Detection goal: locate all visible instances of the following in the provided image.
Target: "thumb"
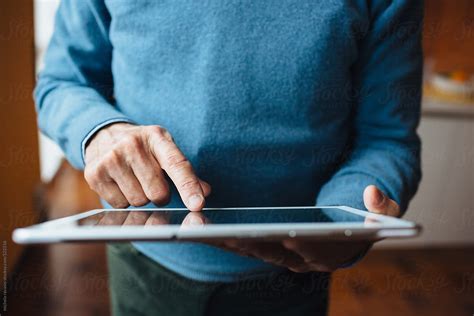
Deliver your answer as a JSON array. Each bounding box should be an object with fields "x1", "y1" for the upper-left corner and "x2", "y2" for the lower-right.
[{"x1": 363, "y1": 185, "x2": 400, "y2": 217}]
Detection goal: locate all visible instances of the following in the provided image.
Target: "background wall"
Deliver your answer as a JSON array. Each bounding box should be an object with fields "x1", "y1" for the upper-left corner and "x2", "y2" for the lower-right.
[
  {"x1": 378, "y1": 114, "x2": 473, "y2": 248},
  {"x1": 34, "y1": 0, "x2": 62, "y2": 182},
  {"x1": 0, "y1": 0, "x2": 40, "y2": 273}
]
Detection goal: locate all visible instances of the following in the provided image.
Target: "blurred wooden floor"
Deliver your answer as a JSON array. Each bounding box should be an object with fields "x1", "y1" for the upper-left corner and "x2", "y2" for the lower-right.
[{"x1": 7, "y1": 162, "x2": 474, "y2": 316}]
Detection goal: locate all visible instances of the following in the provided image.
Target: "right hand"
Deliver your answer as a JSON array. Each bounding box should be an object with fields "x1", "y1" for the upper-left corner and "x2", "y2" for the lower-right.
[{"x1": 84, "y1": 123, "x2": 211, "y2": 211}]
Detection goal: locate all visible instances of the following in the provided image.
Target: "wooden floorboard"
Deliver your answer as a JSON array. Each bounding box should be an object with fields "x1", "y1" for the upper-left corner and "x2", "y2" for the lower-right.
[
  {"x1": 329, "y1": 247, "x2": 474, "y2": 316},
  {"x1": 7, "y1": 245, "x2": 474, "y2": 316},
  {"x1": 8, "y1": 244, "x2": 109, "y2": 316}
]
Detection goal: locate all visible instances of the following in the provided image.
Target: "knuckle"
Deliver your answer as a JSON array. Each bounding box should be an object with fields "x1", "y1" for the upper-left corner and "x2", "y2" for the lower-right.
[
  {"x1": 149, "y1": 126, "x2": 172, "y2": 141},
  {"x1": 166, "y1": 154, "x2": 190, "y2": 170},
  {"x1": 110, "y1": 199, "x2": 129, "y2": 209},
  {"x1": 179, "y1": 178, "x2": 200, "y2": 191},
  {"x1": 392, "y1": 204, "x2": 401, "y2": 217},
  {"x1": 128, "y1": 194, "x2": 149, "y2": 207},
  {"x1": 122, "y1": 134, "x2": 142, "y2": 150},
  {"x1": 84, "y1": 166, "x2": 101, "y2": 187},
  {"x1": 147, "y1": 188, "x2": 169, "y2": 203},
  {"x1": 104, "y1": 150, "x2": 122, "y2": 166},
  {"x1": 151, "y1": 195, "x2": 171, "y2": 206}
]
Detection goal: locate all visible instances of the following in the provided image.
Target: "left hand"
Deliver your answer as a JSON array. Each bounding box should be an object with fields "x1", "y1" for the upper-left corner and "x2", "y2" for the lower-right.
[{"x1": 198, "y1": 185, "x2": 400, "y2": 273}]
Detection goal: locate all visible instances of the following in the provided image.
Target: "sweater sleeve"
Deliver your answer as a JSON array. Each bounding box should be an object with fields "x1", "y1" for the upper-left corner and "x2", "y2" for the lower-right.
[
  {"x1": 34, "y1": 0, "x2": 134, "y2": 170},
  {"x1": 316, "y1": 0, "x2": 423, "y2": 214}
]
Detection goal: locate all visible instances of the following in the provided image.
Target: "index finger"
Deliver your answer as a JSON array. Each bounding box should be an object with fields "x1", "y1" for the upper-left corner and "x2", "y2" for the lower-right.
[{"x1": 147, "y1": 127, "x2": 205, "y2": 211}]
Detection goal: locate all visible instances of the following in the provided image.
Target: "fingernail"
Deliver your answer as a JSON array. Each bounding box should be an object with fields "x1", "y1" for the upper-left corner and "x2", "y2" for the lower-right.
[
  {"x1": 188, "y1": 194, "x2": 204, "y2": 210},
  {"x1": 373, "y1": 188, "x2": 385, "y2": 206}
]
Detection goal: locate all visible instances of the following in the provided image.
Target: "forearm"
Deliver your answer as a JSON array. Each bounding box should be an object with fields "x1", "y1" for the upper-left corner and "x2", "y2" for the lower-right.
[{"x1": 34, "y1": 0, "x2": 133, "y2": 169}]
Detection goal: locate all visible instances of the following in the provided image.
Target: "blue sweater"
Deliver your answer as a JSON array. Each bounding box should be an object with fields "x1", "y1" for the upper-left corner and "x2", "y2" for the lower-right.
[{"x1": 35, "y1": 0, "x2": 422, "y2": 282}]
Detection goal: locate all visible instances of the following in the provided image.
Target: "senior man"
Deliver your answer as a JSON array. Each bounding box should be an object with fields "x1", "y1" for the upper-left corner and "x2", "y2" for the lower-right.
[{"x1": 35, "y1": 1, "x2": 422, "y2": 315}]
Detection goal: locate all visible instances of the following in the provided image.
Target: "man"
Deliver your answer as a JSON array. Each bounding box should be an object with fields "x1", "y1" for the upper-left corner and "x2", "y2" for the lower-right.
[{"x1": 35, "y1": 0, "x2": 422, "y2": 315}]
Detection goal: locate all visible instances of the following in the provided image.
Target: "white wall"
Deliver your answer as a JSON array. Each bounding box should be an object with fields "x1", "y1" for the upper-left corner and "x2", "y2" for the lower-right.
[
  {"x1": 378, "y1": 104, "x2": 474, "y2": 248},
  {"x1": 34, "y1": 0, "x2": 63, "y2": 182}
]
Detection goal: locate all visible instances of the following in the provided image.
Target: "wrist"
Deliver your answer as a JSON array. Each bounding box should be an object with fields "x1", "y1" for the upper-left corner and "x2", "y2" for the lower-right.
[{"x1": 84, "y1": 121, "x2": 135, "y2": 164}]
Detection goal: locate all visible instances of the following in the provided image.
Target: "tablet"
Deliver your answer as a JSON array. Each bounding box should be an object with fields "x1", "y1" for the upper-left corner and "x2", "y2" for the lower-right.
[{"x1": 12, "y1": 206, "x2": 421, "y2": 244}]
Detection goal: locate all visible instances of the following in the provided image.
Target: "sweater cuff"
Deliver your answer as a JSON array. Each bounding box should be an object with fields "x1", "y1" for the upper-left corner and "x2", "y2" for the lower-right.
[
  {"x1": 64, "y1": 104, "x2": 134, "y2": 170},
  {"x1": 315, "y1": 172, "x2": 393, "y2": 211}
]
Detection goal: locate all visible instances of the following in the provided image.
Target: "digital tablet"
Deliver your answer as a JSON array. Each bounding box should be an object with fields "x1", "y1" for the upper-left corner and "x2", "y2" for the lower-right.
[{"x1": 12, "y1": 206, "x2": 421, "y2": 244}]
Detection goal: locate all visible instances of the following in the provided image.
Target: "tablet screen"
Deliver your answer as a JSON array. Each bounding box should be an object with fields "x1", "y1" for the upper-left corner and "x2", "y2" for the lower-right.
[{"x1": 77, "y1": 208, "x2": 372, "y2": 227}]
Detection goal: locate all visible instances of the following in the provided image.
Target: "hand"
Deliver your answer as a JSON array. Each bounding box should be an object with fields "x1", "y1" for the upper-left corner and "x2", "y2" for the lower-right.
[
  {"x1": 84, "y1": 123, "x2": 211, "y2": 210},
  {"x1": 213, "y1": 185, "x2": 400, "y2": 273}
]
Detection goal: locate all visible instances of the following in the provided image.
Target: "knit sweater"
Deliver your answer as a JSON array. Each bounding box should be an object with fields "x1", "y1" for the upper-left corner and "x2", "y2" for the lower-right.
[{"x1": 35, "y1": 0, "x2": 422, "y2": 281}]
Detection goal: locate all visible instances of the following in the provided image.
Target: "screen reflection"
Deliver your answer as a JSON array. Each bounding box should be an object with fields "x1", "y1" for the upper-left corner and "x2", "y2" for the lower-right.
[{"x1": 78, "y1": 208, "x2": 372, "y2": 227}]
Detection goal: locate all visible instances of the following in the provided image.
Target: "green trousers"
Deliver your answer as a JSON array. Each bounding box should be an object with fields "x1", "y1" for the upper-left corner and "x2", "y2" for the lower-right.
[{"x1": 107, "y1": 243, "x2": 329, "y2": 316}]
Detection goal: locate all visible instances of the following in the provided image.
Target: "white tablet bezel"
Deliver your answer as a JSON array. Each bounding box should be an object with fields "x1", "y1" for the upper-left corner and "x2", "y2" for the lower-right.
[{"x1": 12, "y1": 206, "x2": 421, "y2": 244}]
